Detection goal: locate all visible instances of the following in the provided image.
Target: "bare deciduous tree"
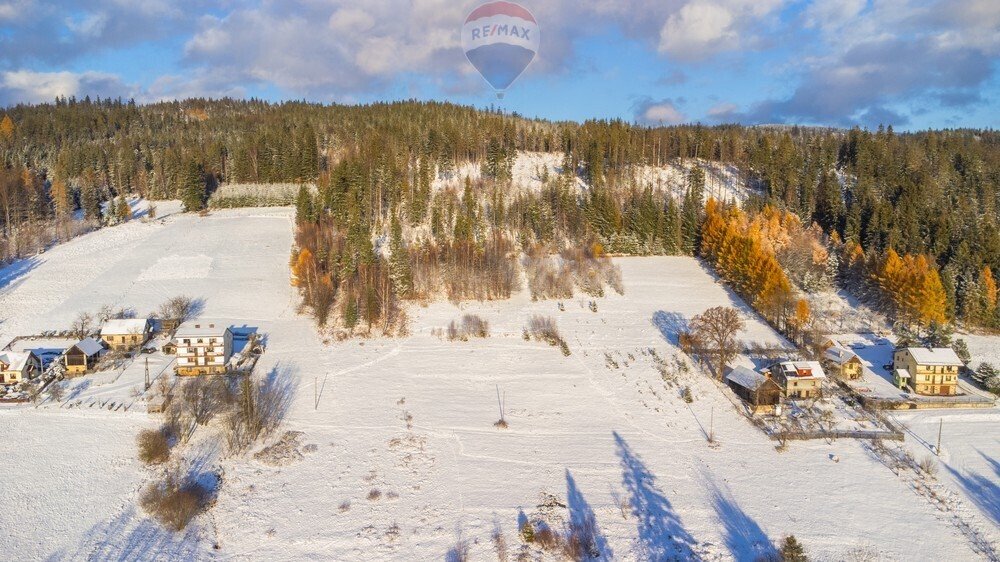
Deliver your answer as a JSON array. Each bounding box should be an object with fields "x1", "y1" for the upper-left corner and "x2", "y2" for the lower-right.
[
  {"x1": 159, "y1": 296, "x2": 197, "y2": 328},
  {"x1": 688, "y1": 306, "x2": 745, "y2": 379},
  {"x1": 70, "y1": 312, "x2": 94, "y2": 340}
]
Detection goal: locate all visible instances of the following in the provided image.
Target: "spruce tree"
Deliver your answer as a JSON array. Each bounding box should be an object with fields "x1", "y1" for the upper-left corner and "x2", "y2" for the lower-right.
[
  {"x1": 388, "y1": 214, "x2": 412, "y2": 298},
  {"x1": 779, "y1": 535, "x2": 808, "y2": 562},
  {"x1": 181, "y1": 160, "x2": 206, "y2": 212}
]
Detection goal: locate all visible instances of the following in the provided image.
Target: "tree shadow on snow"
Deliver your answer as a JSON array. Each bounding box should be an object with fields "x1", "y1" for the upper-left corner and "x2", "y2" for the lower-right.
[
  {"x1": 54, "y1": 506, "x2": 209, "y2": 562},
  {"x1": 702, "y1": 474, "x2": 775, "y2": 560},
  {"x1": 946, "y1": 449, "x2": 1000, "y2": 527},
  {"x1": 65, "y1": 378, "x2": 92, "y2": 401},
  {"x1": 613, "y1": 431, "x2": 700, "y2": 560},
  {"x1": 0, "y1": 256, "x2": 40, "y2": 292},
  {"x1": 258, "y1": 362, "x2": 298, "y2": 432},
  {"x1": 566, "y1": 469, "x2": 612, "y2": 560},
  {"x1": 652, "y1": 311, "x2": 688, "y2": 346}
]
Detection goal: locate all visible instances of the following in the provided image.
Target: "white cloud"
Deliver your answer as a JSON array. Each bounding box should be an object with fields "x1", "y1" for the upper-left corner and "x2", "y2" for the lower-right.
[
  {"x1": 635, "y1": 98, "x2": 687, "y2": 125},
  {"x1": 0, "y1": 70, "x2": 135, "y2": 104},
  {"x1": 65, "y1": 12, "x2": 109, "y2": 39},
  {"x1": 707, "y1": 102, "x2": 739, "y2": 119},
  {"x1": 658, "y1": 0, "x2": 785, "y2": 60}
]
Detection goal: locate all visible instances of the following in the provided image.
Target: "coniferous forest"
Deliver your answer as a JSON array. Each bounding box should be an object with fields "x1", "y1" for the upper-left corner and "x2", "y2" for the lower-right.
[{"x1": 1, "y1": 98, "x2": 999, "y2": 335}]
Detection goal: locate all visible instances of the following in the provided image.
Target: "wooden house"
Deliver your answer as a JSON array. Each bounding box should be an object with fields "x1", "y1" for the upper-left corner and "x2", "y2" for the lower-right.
[
  {"x1": 823, "y1": 346, "x2": 864, "y2": 380},
  {"x1": 768, "y1": 360, "x2": 826, "y2": 399},
  {"x1": 893, "y1": 347, "x2": 963, "y2": 396},
  {"x1": 726, "y1": 366, "x2": 782, "y2": 414},
  {"x1": 100, "y1": 318, "x2": 151, "y2": 350},
  {"x1": 0, "y1": 351, "x2": 41, "y2": 385},
  {"x1": 64, "y1": 337, "x2": 105, "y2": 375}
]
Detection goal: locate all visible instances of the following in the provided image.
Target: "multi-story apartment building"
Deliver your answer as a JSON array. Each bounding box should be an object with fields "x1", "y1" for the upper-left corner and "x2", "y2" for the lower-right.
[
  {"x1": 173, "y1": 322, "x2": 233, "y2": 375},
  {"x1": 893, "y1": 347, "x2": 963, "y2": 396}
]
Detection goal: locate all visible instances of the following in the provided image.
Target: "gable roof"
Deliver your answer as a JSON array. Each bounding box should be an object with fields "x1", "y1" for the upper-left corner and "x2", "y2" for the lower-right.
[
  {"x1": 71, "y1": 337, "x2": 105, "y2": 356},
  {"x1": 726, "y1": 366, "x2": 769, "y2": 390},
  {"x1": 0, "y1": 351, "x2": 35, "y2": 372},
  {"x1": 824, "y1": 346, "x2": 859, "y2": 365},
  {"x1": 100, "y1": 318, "x2": 150, "y2": 336},
  {"x1": 902, "y1": 347, "x2": 963, "y2": 366}
]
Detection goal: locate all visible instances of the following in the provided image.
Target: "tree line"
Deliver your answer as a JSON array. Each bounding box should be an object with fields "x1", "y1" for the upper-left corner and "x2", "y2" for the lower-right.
[{"x1": 1, "y1": 98, "x2": 998, "y2": 331}]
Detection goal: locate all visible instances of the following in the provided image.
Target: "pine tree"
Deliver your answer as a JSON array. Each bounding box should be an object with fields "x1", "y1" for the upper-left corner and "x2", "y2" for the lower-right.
[
  {"x1": 181, "y1": 160, "x2": 206, "y2": 212},
  {"x1": 295, "y1": 185, "x2": 315, "y2": 224},
  {"x1": 117, "y1": 196, "x2": 131, "y2": 223},
  {"x1": 80, "y1": 170, "x2": 102, "y2": 222},
  {"x1": 388, "y1": 214, "x2": 412, "y2": 298},
  {"x1": 779, "y1": 535, "x2": 808, "y2": 562},
  {"x1": 813, "y1": 169, "x2": 843, "y2": 234}
]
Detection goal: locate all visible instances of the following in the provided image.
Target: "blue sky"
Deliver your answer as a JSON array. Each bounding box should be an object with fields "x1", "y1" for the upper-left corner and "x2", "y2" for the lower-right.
[{"x1": 0, "y1": 0, "x2": 997, "y2": 130}]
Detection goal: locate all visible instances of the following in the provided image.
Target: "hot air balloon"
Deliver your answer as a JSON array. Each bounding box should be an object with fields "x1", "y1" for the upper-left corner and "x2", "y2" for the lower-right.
[{"x1": 462, "y1": 1, "x2": 539, "y2": 99}]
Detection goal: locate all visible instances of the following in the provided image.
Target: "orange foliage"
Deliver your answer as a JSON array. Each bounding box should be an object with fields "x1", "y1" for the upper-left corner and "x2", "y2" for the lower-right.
[
  {"x1": 0, "y1": 114, "x2": 13, "y2": 140},
  {"x1": 874, "y1": 249, "x2": 948, "y2": 327},
  {"x1": 701, "y1": 200, "x2": 794, "y2": 327},
  {"x1": 983, "y1": 266, "x2": 998, "y2": 315},
  {"x1": 794, "y1": 299, "x2": 811, "y2": 328}
]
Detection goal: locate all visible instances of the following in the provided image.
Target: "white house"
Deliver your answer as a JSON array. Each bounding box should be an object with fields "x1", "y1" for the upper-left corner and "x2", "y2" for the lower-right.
[
  {"x1": 100, "y1": 318, "x2": 152, "y2": 350},
  {"x1": 173, "y1": 322, "x2": 233, "y2": 375},
  {"x1": 768, "y1": 360, "x2": 827, "y2": 399},
  {"x1": 0, "y1": 351, "x2": 41, "y2": 385}
]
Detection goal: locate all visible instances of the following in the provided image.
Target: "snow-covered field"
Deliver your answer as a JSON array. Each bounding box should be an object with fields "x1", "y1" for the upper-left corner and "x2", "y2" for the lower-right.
[
  {"x1": 1, "y1": 207, "x2": 998, "y2": 560},
  {"x1": 435, "y1": 151, "x2": 754, "y2": 204}
]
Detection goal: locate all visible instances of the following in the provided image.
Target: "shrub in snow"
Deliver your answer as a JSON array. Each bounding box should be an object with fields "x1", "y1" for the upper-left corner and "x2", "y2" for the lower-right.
[
  {"x1": 446, "y1": 314, "x2": 489, "y2": 341},
  {"x1": 137, "y1": 428, "x2": 171, "y2": 465},
  {"x1": 140, "y1": 468, "x2": 215, "y2": 531}
]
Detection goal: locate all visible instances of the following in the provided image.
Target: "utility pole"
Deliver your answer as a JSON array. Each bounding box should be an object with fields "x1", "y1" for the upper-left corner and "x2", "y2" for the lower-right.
[
  {"x1": 709, "y1": 406, "x2": 715, "y2": 443},
  {"x1": 496, "y1": 384, "x2": 504, "y2": 422},
  {"x1": 936, "y1": 418, "x2": 943, "y2": 456},
  {"x1": 144, "y1": 358, "x2": 150, "y2": 391}
]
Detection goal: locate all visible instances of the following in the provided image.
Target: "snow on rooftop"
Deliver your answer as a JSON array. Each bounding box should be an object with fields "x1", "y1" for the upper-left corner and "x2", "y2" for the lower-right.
[
  {"x1": 775, "y1": 360, "x2": 827, "y2": 379},
  {"x1": 174, "y1": 321, "x2": 230, "y2": 338},
  {"x1": 0, "y1": 351, "x2": 34, "y2": 371},
  {"x1": 902, "y1": 347, "x2": 963, "y2": 366},
  {"x1": 99, "y1": 318, "x2": 149, "y2": 335},
  {"x1": 72, "y1": 337, "x2": 104, "y2": 356},
  {"x1": 824, "y1": 346, "x2": 858, "y2": 365},
  {"x1": 725, "y1": 366, "x2": 767, "y2": 390}
]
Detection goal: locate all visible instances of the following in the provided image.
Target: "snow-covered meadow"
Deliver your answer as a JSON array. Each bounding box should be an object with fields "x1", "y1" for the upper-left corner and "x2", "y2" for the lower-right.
[{"x1": 0, "y1": 206, "x2": 997, "y2": 560}]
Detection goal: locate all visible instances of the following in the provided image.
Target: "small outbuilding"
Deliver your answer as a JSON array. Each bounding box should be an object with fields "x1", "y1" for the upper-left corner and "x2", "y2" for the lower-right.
[
  {"x1": 726, "y1": 366, "x2": 782, "y2": 414},
  {"x1": 64, "y1": 337, "x2": 106, "y2": 375},
  {"x1": 893, "y1": 368, "x2": 911, "y2": 391}
]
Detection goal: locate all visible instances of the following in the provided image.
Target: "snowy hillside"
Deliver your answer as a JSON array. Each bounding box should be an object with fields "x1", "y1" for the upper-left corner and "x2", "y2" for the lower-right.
[
  {"x1": 434, "y1": 151, "x2": 754, "y2": 205},
  {"x1": 0, "y1": 206, "x2": 997, "y2": 560}
]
